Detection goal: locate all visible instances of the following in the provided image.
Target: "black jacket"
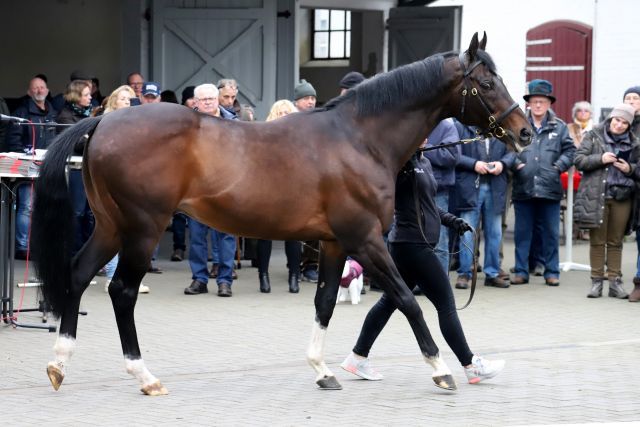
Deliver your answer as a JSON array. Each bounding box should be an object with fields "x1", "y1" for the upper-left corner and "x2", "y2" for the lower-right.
[
  {"x1": 5, "y1": 98, "x2": 58, "y2": 153},
  {"x1": 512, "y1": 110, "x2": 575, "y2": 201}
]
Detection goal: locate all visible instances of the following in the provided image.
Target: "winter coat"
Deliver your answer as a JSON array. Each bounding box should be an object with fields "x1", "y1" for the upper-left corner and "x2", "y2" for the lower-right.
[
  {"x1": 5, "y1": 98, "x2": 58, "y2": 153},
  {"x1": 573, "y1": 122, "x2": 640, "y2": 229},
  {"x1": 511, "y1": 110, "x2": 575, "y2": 201},
  {"x1": 453, "y1": 122, "x2": 515, "y2": 214},
  {"x1": 424, "y1": 118, "x2": 459, "y2": 190}
]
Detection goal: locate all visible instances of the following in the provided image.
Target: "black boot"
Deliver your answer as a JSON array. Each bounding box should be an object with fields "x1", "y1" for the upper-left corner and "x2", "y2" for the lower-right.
[
  {"x1": 288, "y1": 271, "x2": 300, "y2": 293},
  {"x1": 587, "y1": 278, "x2": 603, "y2": 298},
  {"x1": 259, "y1": 272, "x2": 271, "y2": 293}
]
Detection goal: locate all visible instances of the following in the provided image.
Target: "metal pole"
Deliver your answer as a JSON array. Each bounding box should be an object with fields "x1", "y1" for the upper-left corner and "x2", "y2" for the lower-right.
[{"x1": 560, "y1": 167, "x2": 590, "y2": 272}]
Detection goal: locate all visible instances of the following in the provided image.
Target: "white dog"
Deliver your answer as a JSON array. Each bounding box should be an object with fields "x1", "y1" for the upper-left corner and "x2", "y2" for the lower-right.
[{"x1": 337, "y1": 259, "x2": 364, "y2": 305}]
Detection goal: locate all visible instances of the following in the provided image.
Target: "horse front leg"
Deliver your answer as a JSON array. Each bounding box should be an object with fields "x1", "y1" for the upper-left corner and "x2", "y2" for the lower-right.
[
  {"x1": 353, "y1": 234, "x2": 456, "y2": 391},
  {"x1": 112, "y1": 237, "x2": 168, "y2": 396},
  {"x1": 306, "y1": 240, "x2": 346, "y2": 390}
]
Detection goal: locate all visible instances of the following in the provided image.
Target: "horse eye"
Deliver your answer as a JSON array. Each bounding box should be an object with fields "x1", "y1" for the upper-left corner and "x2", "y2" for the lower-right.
[{"x1": 480, "y1": 81, "x2": 492, "y2": 89}]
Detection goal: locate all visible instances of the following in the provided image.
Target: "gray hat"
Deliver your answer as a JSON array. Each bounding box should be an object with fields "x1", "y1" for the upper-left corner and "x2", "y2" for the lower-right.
[
  {"x1": 609, "y1": 103, "x2": 635, "y2": 125},
  {"x1": 294, "y1": 79, "x2": 316, "y2": 100}
]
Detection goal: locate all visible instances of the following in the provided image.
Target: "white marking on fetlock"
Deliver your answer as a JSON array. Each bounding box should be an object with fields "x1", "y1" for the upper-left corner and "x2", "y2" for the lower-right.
[
  {"x1": 306, "y1": 321, "x2": 334, "y2": 381},
  {"x1": 125, "y1": 357, "x2": 159, "y2": 388},
  {"x1": 52, "y1": 334, "x2": 76, "y2": 370},
  {"x1": 424, "y1": 354, "x2": 452, "y2": 377}
]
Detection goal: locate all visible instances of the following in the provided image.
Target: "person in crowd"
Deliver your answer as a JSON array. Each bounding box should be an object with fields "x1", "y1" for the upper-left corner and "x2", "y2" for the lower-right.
[
  {"x1": 256, "y1": 100, "x2": 302, "y2": 293},
  {"x1": 510, "y1": 79, "x2": 575, "y2": 286},
  {"x1": 127, "y1": 72, "x2": 145, "y2": 105},
  {"x1": 339, "y1": 71, "x2": 365, "y2": 95},
  {"x1": 57, "y1": 80, "x2": 94, "y2": 255},
  {"x1": 217, "y1": 79, "x2": 238, "y2": 115},
  {"x1": 184, "y1": 83, "x2": 237, "y2": 297},
  {"x1": 161, "y1": 90, "x2": 178, "y2": 104},
  {"x1": 170, "y1": 86, "x2": 197, "y2": 263},
  {"x1": 567, "y1": 101, "x2": 594, "y2": 147},
  {"x1": 239, "y1": 104, "x2": 255, "y2": 122},
  {"x1": 98, "y1": 85, "x2": 150, "y2": 294},
  {"x1": 293, "y1": 79, "x2": 317, "y2": 112},
  {"x1": 574, "y1": 103, "x2": 639, "y2": 299},
  {"x1": 622, "y1": 86, "x2": 640, "y2": 302},
  {"x1": 453, "y1": 121, "x2": 515, "y2": 289},
  {"x1": 140, "y1": 82, "x2": 162, "y2": 104},
  {"x1": 0, "y1": 96, "x2": 10, "y2": 150},
  {"x1": 423, "y1": 119, "x2": 459, "y2": 276},
  {"x1": 293, "y1": 79, "x2": 320, "y2": 283},
  {"x1": 5, "y1": 76, "x2": 58, "y2": 259},
  {"x1": 91, "y1": 77, "x2": 105, "y2": 105},
  {"x1": 52, "y1": 70, "x2": 98, "y2": 112},
  {"x1": 340, "y1": 147, "x2": 504, "y2": 385}
]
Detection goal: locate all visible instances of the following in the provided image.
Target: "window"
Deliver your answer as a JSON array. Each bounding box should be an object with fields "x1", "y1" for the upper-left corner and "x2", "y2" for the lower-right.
[{"x1": 312, "y1": 9, "x2": 351, "y2": 60}]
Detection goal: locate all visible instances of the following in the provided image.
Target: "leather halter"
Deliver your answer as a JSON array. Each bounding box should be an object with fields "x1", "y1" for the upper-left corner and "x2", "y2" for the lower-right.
[{"x1": 458, "y1": 53, "x2": 519, "y2": 140}]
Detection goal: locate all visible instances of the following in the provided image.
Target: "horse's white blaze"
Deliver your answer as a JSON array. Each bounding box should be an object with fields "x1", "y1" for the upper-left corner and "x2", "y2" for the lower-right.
[
  {"x1": 53, "y1": 334, "x2": 76, "y2": 368},
  {"x1": 424, "y1": 354, "x2": 452, "y2": 376},
  {"x1": 306, "y1": 320, "x2": 333, "y2": 380},
  {"x1": 125, "y1": 357, "x2": 159, "y2": 387}
]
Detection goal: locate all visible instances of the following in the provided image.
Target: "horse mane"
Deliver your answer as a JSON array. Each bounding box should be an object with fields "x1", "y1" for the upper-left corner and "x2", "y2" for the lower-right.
[{"x1": 321, "y1": 50, "x2": 496, "y2": 117}]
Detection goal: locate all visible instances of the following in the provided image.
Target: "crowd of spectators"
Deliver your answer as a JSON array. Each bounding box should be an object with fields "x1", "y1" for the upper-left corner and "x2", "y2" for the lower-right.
[{"x1": 1, "y1": 69, "x2": 639, "y2": 303}]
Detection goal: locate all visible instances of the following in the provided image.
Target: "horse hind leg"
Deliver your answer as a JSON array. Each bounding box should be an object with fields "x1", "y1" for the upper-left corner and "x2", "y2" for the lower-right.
[
  {"x1": 47, "y1": 230, "x2": 118, "y2": 391},
  {"x1": 110, "y1": 235, "x2": 167, "y2": 396},
  {"x1": 306, "y1": 240, "x2": 345, "y2": 390}
]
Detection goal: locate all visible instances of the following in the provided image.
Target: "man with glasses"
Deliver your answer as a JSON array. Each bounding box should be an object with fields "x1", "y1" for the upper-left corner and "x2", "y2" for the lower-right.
[
  {"x1": 127, "y1": 72, "x2": 144, "y2": 105},
  {"x1": 183, "y1": 83, "x2": 237, "y2": 297},
  {"x1": 510, "y1": 79, "x2": 575, "y2": 287}
]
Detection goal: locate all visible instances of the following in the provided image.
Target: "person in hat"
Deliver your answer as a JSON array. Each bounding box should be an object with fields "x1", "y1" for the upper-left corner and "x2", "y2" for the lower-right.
[
  {"x1": 574, "y1": 103, "x2": 639, "y2": 299},
  {"x1": 339, "y1": 71, "x2": 365, "y2": 95},
  {"x1": 510, "y1": 79, "x2": 575, "y2": 287},
  {"x1": 622, "y1": 86, "x2": 640, "y2": 302},
  {"x1": 293, "y1": 79, "x2": 316, "y2": 111},
  {"x1": 140, "y1": 82, "x2": 162, "y2": 104}
]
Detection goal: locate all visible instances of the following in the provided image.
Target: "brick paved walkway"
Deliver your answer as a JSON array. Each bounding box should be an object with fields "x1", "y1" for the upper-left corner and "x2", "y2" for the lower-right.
[{"x1": 2, "y1": 234, "x2": 639, "y2": 426}]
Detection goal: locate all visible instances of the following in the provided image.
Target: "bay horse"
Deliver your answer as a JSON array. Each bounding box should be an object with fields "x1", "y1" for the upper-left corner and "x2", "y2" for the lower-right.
[{"x1": 32, "y1": 33, "x2": 532, "y2": 395}]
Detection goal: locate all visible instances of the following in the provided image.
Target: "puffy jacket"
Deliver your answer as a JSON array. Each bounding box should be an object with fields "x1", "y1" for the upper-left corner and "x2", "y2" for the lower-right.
[
  {"x1": 5, "y1": 98, "x2": 58, "y2": 153},
  {"x1": 424, "y1": 118, "x2": 459, "y2": 190},
  {"x1": 511, "y1": 110, "x2": 575, "y2": 201},
  {"x1": 575, "y1": 122, "x2": 640, "y2": 229},
  {"x1": 453, "y1": 121, "x2": 515, "y2": 214}
]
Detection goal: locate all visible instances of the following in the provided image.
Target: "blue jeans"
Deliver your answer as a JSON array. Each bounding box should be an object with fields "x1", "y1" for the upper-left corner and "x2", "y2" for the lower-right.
[
  {"x1": 105, "y1": 254, "x2": 118, "y2": 279},
  {"x1": 69, "y1": 170, "x2": 94, "y2": 254},
  {"x1": 434, "y1": 190, "x2": 450, "y2": 273},
  {"x1": 457, "y1": 183, "x2": 502, "y2": 279},
  {"x1": 514, "y1": 199, "x2": 560, "y2": 280},
  {"x1": 635, "y1": 229, "x2": 640, "y2": 278},
  {"x1": 15, "y1": 182, "x2": 33, "y2": 251},
  {"x1": 189, "y1": 218, "x2": 236, "y2": 285}
]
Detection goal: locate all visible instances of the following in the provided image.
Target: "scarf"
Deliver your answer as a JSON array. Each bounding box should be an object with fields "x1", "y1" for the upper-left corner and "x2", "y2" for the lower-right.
[{"x1": 71, "y1": 103, "x2": 92, "y2": 117}]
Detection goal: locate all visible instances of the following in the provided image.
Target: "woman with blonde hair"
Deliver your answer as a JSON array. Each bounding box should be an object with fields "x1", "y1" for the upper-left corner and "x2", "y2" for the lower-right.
[
  {"x1": 103, "y1": 85, "x2": 135, "y2": 114},
  {"x1": 257, "y1": 100, "x2": 300, "y2": 293},
  {"x1": 567, "y1": 101, "x2": 594, "y2": 147}
]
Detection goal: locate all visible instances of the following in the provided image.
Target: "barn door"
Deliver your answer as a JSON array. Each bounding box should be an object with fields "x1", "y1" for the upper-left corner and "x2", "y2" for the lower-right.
[
  {"x1": 526, "y1": 20, "x2": 592, "y2": 122},
  {"x1": 387, "y1": 6, "x2": 460, "y2": 69},
  {"x1": 152, "y1": 0, "x2": 277, "y2": 119}
]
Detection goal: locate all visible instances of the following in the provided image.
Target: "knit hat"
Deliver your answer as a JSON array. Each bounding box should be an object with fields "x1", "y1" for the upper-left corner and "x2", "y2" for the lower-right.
[
  {"x1": 339, "y1": 71, "x2": 365, "y2": 90},
  {"x1": 294, "y1": 79, "x2": 316, "y2": 100},
  {"x1": 623, "y1": 86, "x2": 640, "y2": 100},
  {"x1": 181, "y1": 86, "x2": 195, "y2": 105},
  {"x1": 608, "y1": 103, "x2": 635, "y2": 125},
  {"x1": 523, "y1": 79, "x2": 556, "y2": 104}
]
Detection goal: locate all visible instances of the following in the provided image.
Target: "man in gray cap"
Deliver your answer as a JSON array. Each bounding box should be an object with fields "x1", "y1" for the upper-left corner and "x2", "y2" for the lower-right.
[{"x1": 294, "y1": 79, "x2": 317, "y2": 111}]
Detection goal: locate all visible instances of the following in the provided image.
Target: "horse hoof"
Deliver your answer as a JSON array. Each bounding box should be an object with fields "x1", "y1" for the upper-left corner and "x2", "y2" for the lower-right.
[
  {"x1": 433, "y1": 374, "x2": 457, "y2": 391},
  {"x1": 316, "y1": 375, "x2": 342, "y2": 390},
  {"x1": 141, "y1": 380, "x2": 169, "y2": 396},
  {"x1": 46, "y1": 362, "x2": 64, "y2": 391}
]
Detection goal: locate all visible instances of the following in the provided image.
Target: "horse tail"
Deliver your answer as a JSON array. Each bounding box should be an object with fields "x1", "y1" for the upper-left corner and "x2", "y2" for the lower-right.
[{"x1": 31, "y1": 116, "x2": 103, "y2": 318}]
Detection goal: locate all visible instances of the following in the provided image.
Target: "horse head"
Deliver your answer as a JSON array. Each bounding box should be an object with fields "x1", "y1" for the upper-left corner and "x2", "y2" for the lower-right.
[{"x1": 454, "y1": 32, "x2": 532, "y2": 152}]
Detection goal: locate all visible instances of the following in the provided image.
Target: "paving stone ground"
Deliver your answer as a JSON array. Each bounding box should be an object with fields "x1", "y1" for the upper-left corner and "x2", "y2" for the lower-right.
[{"x1": 2, "y1": 231, "x2": 639, "y2": 426}]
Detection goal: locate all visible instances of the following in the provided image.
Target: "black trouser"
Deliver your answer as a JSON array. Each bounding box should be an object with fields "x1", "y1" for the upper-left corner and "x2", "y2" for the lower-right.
[
  {"x1": 172, "y1": 213, "x2": 187, "y2": 251},
  {"x1": 353, "y1": 242, "x2": 473, "y2": 366},
  {"x1": 301, "y1": 240, "x2": 319, "y2": 271},
  {"x1": 256, "y1": 240, "x2": 302, "y2": 275}
]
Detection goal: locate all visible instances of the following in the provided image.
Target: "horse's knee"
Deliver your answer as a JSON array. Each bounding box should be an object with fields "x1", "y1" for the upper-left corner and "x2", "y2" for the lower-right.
[{"x1": 396, "y1": 293, "x2": 423, "y2": 319}]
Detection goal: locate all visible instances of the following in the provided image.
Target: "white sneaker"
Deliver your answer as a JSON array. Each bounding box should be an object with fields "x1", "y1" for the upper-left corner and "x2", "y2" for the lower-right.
[
  {"x1": 464, "y1": 355, "x2": 505, "y2": 384},
  {"x1": 104, "y1": 280, "x2": 110, "y2": 293},
  {"x1": 340, "y1": 353, "x2": 383, "y2": 381}
]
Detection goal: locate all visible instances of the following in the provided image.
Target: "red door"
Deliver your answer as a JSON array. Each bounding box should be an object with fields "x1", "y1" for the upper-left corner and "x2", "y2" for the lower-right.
[{"x1": 526, "y1": 20, "x2": 592, "y2": 123}]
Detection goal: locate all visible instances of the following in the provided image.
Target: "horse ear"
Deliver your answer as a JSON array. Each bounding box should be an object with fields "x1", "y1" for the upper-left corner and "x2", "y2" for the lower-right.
[
  {"x1": 479, "y1": 32, "x2": 487, "y2": 50},
  {"x1": 467, "y1": 32, "x2": 479, "y2": 61}
]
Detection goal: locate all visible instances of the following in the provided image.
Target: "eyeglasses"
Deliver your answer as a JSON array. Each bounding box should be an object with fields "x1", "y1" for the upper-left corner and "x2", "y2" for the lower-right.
[
  {"x1": 576, "y1": 109, "x2": 591, "y2": 113},
  {"x1": 197, "y1": 97, "x2": 217, "y2": 103},
  {"x1": 529, "y1": 99, "x2": 550, "y2": 105},
  {"x1": 129, "y1": 82, "x2": 143, "y2": 87}
]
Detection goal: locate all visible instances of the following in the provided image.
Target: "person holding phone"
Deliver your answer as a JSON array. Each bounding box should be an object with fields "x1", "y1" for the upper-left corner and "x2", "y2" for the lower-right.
[{"x1": 574, "y1": 103, "x2": 640, "y2": 299}]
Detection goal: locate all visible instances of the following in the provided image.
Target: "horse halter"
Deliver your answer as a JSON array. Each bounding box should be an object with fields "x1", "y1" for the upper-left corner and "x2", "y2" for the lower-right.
[{"x1": 458, "y1": 53, "x2": 519, "y2": 140}]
